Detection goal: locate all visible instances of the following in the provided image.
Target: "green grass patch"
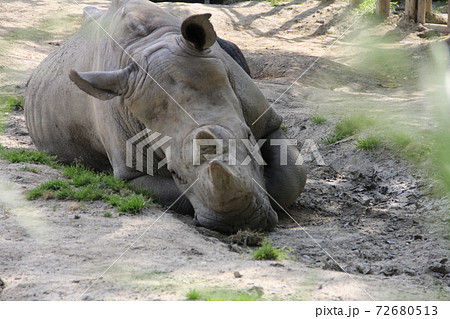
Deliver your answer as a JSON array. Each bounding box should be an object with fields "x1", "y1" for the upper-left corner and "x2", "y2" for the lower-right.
[
  {"x1": 0, "y1": 95, "x2": 24, "y2": 132},
  {"x1": 310, "y1": 115, "x2": 326, "y2": 125},
  {"x1": 352, "y1": 0, "x2": 398, "y2": 16},
  {"x1": 0, "y1": 145, "x2": 60, "y2": 168},
  {"x1": 103, "y1": 211, "x2": 113, "y2": 218},
  {"x1": 26, "y1": 163, "x2": 153, "y2": 214},
  {"x1": 322, "y1": 115, "x2": 375, "y2": 145},
  {"x1": 390, "y1": 132, "x2": 413, "y2": 150},
  {"x1": 186, "y1": 289, "x2": 202, "y2": 301},
  {"x1": 108, "y1": 194, "x2": 149, "y2": 214},
  {"x1": 0, "y1": 145, "x2": 153, "y2": 214},
  {"x1": 265, "y1": 0, "x2": 283, "y2": 6},
  {"x1": 0, "y1": 95, "x2": 24, "y2": 112},
  {"x1": 186, "y1": 288, "x2": 263, "y2": 301},
  {"x1": 356, "y1": 136, "x2": 382, "y2": 151},
  {"x1": 281, "y1": 124, "x2": 289, "y2": 133},
  {"x1": 251, "y1": 238, "x2": 289, "y2": 261},
  {"x1": 310, "y1": 115, "x2": 327, "y2": 124},
  {"x1": 384, "y1": 130, "x2": 433, "y2": 164}
]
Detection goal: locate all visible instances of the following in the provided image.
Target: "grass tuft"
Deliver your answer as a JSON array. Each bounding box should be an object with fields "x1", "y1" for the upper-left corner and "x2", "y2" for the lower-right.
[
  {"x1": 186, "y1": 289, "x2": 202, "y2": 301},
  {"x1": 322, "y1": 115, "x2": 374, "y2": 145},
  {"x1": 280, "y1": 124, "x2": 289, "y2": 133},
  {"x1": 310, "y1": 115, "x2": 326, "y2": 125},
  {"x1": 251, "y1": 238, "x2": 289, "y2": 261},
  {"x1": 108, "y1": 194, "x2": 149, "y2": 214},
  {"x1": 390, "y1": 132, "x2": 413, "y2": 150},
  {"x1": 103, "y1": 211, "x2": 113, "y2": 218},
  {"x1": 356, "y1": 136, "x2": 382, "y2": 151}
]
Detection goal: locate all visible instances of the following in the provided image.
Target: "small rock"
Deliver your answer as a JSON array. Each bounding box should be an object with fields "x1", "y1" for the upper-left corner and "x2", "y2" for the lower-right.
[
  {"x1": 228, "y1": 244, "x2": 242, "y2": 253},
  {"x1": 404, "y1": 269, "x2": 417, "y2": 276},
  {"x1": 233, "y1": 271, "x2": 242, "y2": 278},
  {"x1": 74, "y1": 215, "x2": 81, "y2": 219},
  {"x1": 323, "y1": 261, "x2": 345, "y2": 272},
  {"x1": 429, "y1": 262, "x2": 449, "y2": 275},
  {"x1": 18, "y1": 129, "x2": 29, "y2": 136},
  {"x1": 356, "y1": 263, "x2": 371, "y2": 275},
  {"x1": 270, "y1": 263, "x2": 285, "y2": 268},
  {"x1": 182, "y1": 248, "x2": 203, "y2": 256},
  {"x1": 381, "y1": 266, "x2": 401, "y2": 276},
  {"x1": 414, "y1": 234, "x2": 423, "y2": 240},
  {"x1": 0, "y1": 277, "x2": 5, "y2": 288}
]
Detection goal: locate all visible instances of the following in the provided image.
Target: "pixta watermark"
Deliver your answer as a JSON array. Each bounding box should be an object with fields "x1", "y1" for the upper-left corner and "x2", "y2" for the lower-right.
[{"x1": 126, "y1": 129, "x2": 325, "y2": 175}]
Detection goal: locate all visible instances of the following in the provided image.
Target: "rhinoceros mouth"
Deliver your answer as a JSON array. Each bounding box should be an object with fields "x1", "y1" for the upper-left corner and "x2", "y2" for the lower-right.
[{"x1": 193, "y1": 197, "x2": 278, "y2": 233}]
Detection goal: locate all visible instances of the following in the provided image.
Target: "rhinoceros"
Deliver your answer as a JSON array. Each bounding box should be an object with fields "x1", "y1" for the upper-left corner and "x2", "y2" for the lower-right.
[{"x1": 25, "y1": 0, "x2": 306, "y2": 232}]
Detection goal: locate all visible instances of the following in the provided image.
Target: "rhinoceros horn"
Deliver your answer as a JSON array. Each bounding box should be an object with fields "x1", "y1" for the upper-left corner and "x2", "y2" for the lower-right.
[
  {"x1": 203, "y1": 160, "x2": 253, "y2": 214},
  {"x1": 181, "y1": 13, "x2": 217, "y2": 51}
]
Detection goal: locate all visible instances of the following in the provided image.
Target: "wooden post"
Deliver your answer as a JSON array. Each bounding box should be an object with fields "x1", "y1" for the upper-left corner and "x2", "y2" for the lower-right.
[
  {"x1": 376, "y1": 0, "x2": 390, "y2": 17},
  {"x1": 405, "y1": 0, "x2": 417, "y2": 21},
  {"x1": 448, "y1": 0, "x2": 450, "y2": 30},
  {"x1": 417, "y1": 0, "x2": 427, "y2": 23},
  {"x1": 426, "y1": 0, "x2": 432, "y2": 15}
]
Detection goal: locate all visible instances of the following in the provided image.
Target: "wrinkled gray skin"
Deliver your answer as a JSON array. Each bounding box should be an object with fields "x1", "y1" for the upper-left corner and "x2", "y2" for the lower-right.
[{"x1": 25, "y1": 0, "x2": 306, "y2": 232}]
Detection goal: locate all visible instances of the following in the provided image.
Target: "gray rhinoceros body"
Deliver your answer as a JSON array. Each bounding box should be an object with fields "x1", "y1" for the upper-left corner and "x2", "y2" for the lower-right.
[{"x1": 25, "y1": 0, "x2": 306, "y2": 232}]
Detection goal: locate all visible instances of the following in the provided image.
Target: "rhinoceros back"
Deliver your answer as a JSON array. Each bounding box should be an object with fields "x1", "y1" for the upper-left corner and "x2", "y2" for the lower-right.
[{"x1": 25, "y1": 15, "x2": 110, "y2": 170}]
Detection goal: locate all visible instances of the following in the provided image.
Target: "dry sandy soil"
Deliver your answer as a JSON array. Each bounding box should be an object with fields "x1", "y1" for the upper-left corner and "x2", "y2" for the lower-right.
[{"x1": 0, "y1": 0, "x2": 449, "y2": 300}]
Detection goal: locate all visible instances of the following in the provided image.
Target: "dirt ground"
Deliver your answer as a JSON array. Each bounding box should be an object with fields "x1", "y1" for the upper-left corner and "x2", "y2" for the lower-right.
[{"x1": 0, "y1": 0, "x2": 449, "y2": 300}]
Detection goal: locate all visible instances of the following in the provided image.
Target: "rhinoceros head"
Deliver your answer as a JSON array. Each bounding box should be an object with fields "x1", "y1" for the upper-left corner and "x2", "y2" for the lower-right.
[{"x1": 69, "y1": 13, "x2": 277, "y2": 232}]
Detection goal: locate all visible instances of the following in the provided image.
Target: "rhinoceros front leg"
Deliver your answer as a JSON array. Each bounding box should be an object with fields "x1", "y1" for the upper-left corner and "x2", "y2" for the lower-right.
[
  {"x1": 128, "y1": 174, "x2": 194, "y2": 215},
  {"x1": 260, "y1": 128, "x2": 307, "y2": 211}
]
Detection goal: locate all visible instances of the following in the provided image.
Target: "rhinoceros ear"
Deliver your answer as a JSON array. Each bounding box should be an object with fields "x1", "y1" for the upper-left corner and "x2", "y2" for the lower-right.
[
  {"x1": 181, "y1": 14, "x2": 217, "y2": 51},
  {"x1": 69, "y1": 64, "x2": 135, "y2": 101}
]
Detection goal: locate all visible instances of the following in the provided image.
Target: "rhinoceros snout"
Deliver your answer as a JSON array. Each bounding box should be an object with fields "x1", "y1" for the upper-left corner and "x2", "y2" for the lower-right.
[
  {"x1": 193, "y1": 201, "x2": 278, "y2": 233},
  {"x1": 201, "y1": 160, "x2": 253, "y2": 213},
  {"x1": 180, "y1": 124, "x2": 277, "y2": 232}
]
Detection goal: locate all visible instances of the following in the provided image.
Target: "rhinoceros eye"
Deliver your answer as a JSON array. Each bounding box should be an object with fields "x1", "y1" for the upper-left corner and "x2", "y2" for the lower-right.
[
  {"x1": 173, "y1": 171, "x2": 188, "y2": 185},
  {"x1": 242, "y1": 125, "x2": 252, "y2": 140}
]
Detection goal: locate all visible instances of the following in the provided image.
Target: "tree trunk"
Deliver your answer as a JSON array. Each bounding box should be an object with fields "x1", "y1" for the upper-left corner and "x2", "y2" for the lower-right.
[
  {"x1": 376, "y1": 0, "x2": 390, "y2": 17},
  {"x1": 405, "y1": 0, "x2": 417, "y2": 21},
  {"x1": 448, "y1": 1, "x2": 450, "y2": 29},
  {"x1": 426, "y1": 0, "x2": 432, "y2": 14},
  {"x1": 417, "y1": 0, "x2": 427, "y2": 24}
]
